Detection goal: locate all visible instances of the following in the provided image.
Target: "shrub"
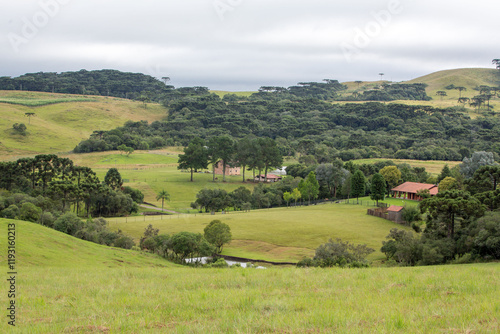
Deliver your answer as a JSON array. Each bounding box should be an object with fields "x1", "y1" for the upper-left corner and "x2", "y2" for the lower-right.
[
  {"x1": 53, "y1": 212, "x2": 83, "y2": 236},
  {"x1": 40, "y1": 212, "x2": 55, "y2": 227},
  {"x1": 114, "y1": 235, "x2": 135, "y2": 249},
  {"x1": 298, "y1": 238, "x2": 374, "y2": 268},
  {"x1": 19, "y1": 202, "x2": 42, "y2": 222},
  {"x1": 206, "y1": 258, "x2": 229, "y2": 268},
  {"x1": 1, "y1": 205, "x2": 19, "y2": 219},
  {"x1": 314, "y1": 238, "x2": 374, "y2": 267}
]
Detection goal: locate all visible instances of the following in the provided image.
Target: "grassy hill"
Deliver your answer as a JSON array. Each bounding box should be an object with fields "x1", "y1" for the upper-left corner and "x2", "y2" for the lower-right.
[
  {"x1": 1, "y1": 218, "x2": 498, "y2": 333},
  {"x1": 406, "y1": 68, "x2": 500, "y2": 94},
  {"x1": 108, "y1": 203, "x2": 415, "y2": 262},
  {"x1": 0, "y1": 218, "x2": 173, "y2": 268},
  {"x1": 0, "y1": 91, "x2": 167, "y2": 158}
]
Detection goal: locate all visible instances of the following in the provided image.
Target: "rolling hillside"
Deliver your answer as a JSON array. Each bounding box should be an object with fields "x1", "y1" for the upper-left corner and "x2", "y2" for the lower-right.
[
  {"x1": 1, "y1": 218, "x2": 498, "y2": 333},
  {"x1": 0, "y1": 218, "x2": 173, "y2": 268},
  {"x1": 0, "y1": 91, "x2": 167, "y2": 158},
  {"x1": 406, "y1": 68, "x2": 500, "y2": 94}
]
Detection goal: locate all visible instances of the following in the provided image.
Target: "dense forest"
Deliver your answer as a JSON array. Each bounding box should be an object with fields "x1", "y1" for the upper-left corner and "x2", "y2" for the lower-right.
[
  {"x1": 0, "y1": 69, "x2": 183, "y2": 101},
  {"x1": 74, "y1": 95, "x2": 500, "y2": 161},
  {"x1": 0, "y1": 70, "x2": 429, "y2": 102}
]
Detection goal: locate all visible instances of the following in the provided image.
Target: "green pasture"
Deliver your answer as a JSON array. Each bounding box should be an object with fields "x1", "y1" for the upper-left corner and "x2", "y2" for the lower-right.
[
  {"x1": 0, "y1": 218, "x2": 173, "y2": 268},
  {"x1": 210, "y1": 90, "x2": 256, "y2": 98},
  {"x1": 1, "y1": 219, "x2": 498, "y2": 334},
  {"x1": 109, "y1": 204, "x2": 413, "y2": 262},
  {"x1": 0, "y1": 91, "x2": 167, "y2": 158}
]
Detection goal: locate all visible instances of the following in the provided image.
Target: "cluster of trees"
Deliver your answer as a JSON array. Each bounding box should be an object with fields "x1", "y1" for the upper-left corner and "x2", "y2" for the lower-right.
[
  {"x1": 0, "y1": 70, "x2": 170, "y2": 100},
  {"x1": 249, "y1": 80, "x2": 347, "y2": 101},
  {"x1": 138, "y1": 221, "x2": 232, "y2": 265},
  {"x1": 0, "y1": 155, "x2": 143, "y2": 218},
  {"x1": 0, "y1": 190, "x2": 135, "y2": 249},
  {"x1": 297, "y1": 238, "x2": 374, "y2": 268},
  {"x1": 178, "y1": 136, "x2": 283, "y2": 182},
  {"x1": 0, "y1": 70, "x2": 213, "y2": 104},
  {"x1": 445, "y1": 83, "x2": 500, "y2": 111},
  {"x1": 344, "y1": 83, "x2": 430, "y2": 101},
  {"x1": 74, "y1": 92, "x2": 500, "y2": 160}
]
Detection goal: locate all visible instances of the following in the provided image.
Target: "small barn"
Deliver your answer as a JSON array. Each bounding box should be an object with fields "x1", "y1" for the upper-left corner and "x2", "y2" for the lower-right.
[
  {"x1": 391, "y1": 182, "x2": 438, "y2": 201},
  {"x1": 387, "y1": 205, "x2": 404, "y2": 223}
]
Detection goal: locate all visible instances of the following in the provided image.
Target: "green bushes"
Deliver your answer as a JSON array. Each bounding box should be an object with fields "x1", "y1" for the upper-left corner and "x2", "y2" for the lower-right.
[{"x1": 297, "y1": 238, "x2": 374, "y2": 268}]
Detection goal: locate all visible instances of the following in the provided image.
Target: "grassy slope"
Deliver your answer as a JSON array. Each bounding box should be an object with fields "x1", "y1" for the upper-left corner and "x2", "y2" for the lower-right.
[
  {"x1": 405, "y1": 68, "x2": 500, "y2": 112},
  {"x1": 1, "y1": 218, "x2": 499, "y2": 333},
  {"x1": 109, "y1": 204, "x2": 414, "y2": 262},
  {"x1": 0, "y1": 91, "x2": 167, "y2": 158},
  {"x1": 0, "y1": 218, "x2": 173, "y2": 268},
  {"x1": 342, "y1": 68, "x2": 500, "y2": 114}
]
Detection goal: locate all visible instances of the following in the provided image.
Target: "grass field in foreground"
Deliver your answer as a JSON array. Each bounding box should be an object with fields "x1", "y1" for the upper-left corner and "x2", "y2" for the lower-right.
[
  {"x1": 1, "y1": 219, "x2": 499, "y2": 333},
  {"x1": 109, "y1": 204, "x2": 413, "y2": 262}
]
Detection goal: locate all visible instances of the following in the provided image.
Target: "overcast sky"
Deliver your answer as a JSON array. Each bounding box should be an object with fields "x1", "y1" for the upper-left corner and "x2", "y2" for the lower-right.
[{"x1": 1, "y1": 0, "x2": 499, "y2": 90}]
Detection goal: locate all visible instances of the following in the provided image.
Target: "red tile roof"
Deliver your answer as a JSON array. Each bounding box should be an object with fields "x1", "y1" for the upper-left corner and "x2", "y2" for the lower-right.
[
  {"x1": 391, "y1": 182, "x2": 437, "y2": 194},
  {"x1": 387, "y1": 205, "x2": 404, "y2": 212}
]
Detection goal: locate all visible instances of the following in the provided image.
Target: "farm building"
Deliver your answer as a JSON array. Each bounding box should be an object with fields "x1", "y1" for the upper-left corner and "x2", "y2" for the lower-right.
[
  {"x1": 391, "y1": 182, "x2": 438, "y2": 201},
  {"x1": 254, "y1": 174, "x2": 283, "y2": 183},
  {"x1": 213, "y1": 160, "x2": 241, "y2": 176},
  {"x1": 387, "y1": 205, "x2": 404, "y2": 223}
]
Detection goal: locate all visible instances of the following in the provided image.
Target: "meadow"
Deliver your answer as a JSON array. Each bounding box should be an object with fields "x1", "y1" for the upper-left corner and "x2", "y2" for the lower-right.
[
  {"x1": 109, "y1": 203, "x2": 415, "y2": 262},
  {"x1": 0, "y1": 91, "x2": 167, "y2": 158},
  {"x1": 1, "y1": 219, "x2": 498, "y2": 333}
]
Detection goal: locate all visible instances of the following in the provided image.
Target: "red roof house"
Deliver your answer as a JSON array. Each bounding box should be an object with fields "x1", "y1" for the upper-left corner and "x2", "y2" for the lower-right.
[{"x1": 391, "y1": 182, "x2": 438, "y2": 201}]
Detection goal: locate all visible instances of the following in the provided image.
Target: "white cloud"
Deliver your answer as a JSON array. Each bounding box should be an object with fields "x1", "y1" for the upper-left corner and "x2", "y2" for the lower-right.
[{"x1": 1, "y1": 0, "x2": 499, "y2": 90}]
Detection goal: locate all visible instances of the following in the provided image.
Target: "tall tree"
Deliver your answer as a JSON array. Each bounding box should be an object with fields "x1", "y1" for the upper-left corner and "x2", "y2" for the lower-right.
[
  {"x1": 420, "y1": 190, "x2": 485, "y2": 239},
  {"x1": 216, "y1": 136, "x2": 235, "y2": 182},
  {"x1": 493, "y1": 59, "x2": 500, "y2": 69},
  {"x1": 234, "y1": 137, "x2": 254, "y2": 183},
  {"x1": 156, "y1": 190, "x2": 170, "y2": 211},
  {"x1": 177, "y1": 137, "x2": 209, "y2": 182},
  {"x1": 436, "y1": 91, "x2": 447, "y2": 100},
  {"x1": 207, "y1": 136, "x2": 235, "y2": 182},
  {"x1": 437, "y1": 164, "x2": 452, "y2": 183},
  {"x1": 454, "y1": 86, "x2": 467, "y2": 98},
  {"x1": 379, "y1": 166, "x2": 401, "y2": 195},
  {"x1": 370, "y1": 173, "x2": 386, "y2": 206},
  {"x1": 204, "y1": 220, "x2": 232, "y2": 254},
  {"x1": 315, "y1": 160, "x2": 349, "y2": 198},
  {"x1": 351, "y1": 170, "x2": 366, "y2": 204},
  {"x1": 291, "y1": 188, "x2": 302, "y2": 206},
  {"x1": 104, "y1": 168, "x2": 123, "y2": 190},
  {"x1": 298, "y1": 171, "x2": 320, "y2": 205},
  {"x1": 258, "y1": 137, "x2": 283, "y2": 182},
  {"x1": 24, "y1": 112, "x2": 36, "y2": 124}
]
